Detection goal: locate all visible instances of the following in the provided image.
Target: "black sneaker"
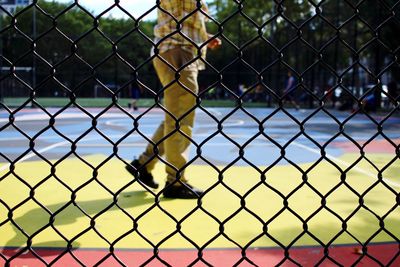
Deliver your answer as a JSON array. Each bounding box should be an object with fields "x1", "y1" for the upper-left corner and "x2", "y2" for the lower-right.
[
  {"x1": 125, "y1": 160, "x2": 159, "y2": 189},
  {"x1": 163, "y1": 182, "x2": 203, "y2": 199}
]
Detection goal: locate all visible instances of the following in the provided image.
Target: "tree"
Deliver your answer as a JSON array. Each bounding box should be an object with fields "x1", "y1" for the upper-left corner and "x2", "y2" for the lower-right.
[
  {"x1": 1, "y1": 0, "x2": 398, "y2": 107},
  {"x1": 204, "y1": 0, "x2": 399, "y2": 108},
  {"x1": 1, "y1": 0, "x2": 156, "y2": 98}
]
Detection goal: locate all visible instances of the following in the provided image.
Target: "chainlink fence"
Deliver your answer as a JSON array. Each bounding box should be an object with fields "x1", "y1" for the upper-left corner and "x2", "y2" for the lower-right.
[{"x1": 0, "y1": 0, "x2": 399, "y2": 266}]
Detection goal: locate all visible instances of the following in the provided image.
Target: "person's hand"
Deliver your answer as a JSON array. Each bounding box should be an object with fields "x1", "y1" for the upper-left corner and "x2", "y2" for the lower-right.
[{"x1": 207, "y1": 36, "x2": 222, "y2": 50}]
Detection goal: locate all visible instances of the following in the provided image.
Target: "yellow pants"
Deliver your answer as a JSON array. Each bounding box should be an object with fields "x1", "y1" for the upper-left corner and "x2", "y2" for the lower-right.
[{"x1": 138, "y1": 47, "x2": 199, "y2": 184}]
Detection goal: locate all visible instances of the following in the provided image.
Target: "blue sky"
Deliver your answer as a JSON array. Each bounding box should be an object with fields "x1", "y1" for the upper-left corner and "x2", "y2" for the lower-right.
[
  {"x1": 54, "y1": 0, "x2": 158, "y2": 20},
  {"x1": 54, "y1": 0, "x2": 212, "y2": 20}
]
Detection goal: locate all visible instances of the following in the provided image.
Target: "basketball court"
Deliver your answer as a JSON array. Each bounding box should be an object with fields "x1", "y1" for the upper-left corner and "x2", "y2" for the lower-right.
[{"x1": 0, "y1": 106, "x2": 399, "y2": 266}]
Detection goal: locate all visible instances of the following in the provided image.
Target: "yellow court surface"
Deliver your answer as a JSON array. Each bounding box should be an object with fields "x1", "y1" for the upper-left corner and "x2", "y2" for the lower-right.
[{"x1": 1, "y1": 153, "x2": 399, "y2": 250}]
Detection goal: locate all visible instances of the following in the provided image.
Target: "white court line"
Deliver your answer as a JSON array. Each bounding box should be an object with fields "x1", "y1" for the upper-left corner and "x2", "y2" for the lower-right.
[
  {"x1": 1, "y1": 136, "x2": 398, "y2": 189},
  {"x1": 54, "y1": 142, "x2": 274, "y2": 147},
  {"x1": 4, "y1": 138, "x2": 398, "y2": 190},
  {"x1": 292, "y1": 141, "x2": 400, "y2": 188},
  {"x1": 0, "y1": 138, "x2": 251, "y2": 173},
  {"x1": 104, "y1": 118, "x2": 245, "y2": 128},
  {"x1": 0, "y1": 107, "x2": 224, "y2": 124},
  {"x1": 0, "y1": 113, "x2": 118, "y2": 123},
  {"x1": 0, "y1": 140, "x2": 70, "y2": 172},
  {"x1": 0, "y1": 131, "x2": 258, "y2": 142},
  {"x1": 0, "y1": 133, "x2": 142, "y2": 172},
  {"x1": 1, "y1": 113, "x2": 399, "y2": 188},
  {"x1": 0, "y1": 132, "x2": 350, "y2": 142}
]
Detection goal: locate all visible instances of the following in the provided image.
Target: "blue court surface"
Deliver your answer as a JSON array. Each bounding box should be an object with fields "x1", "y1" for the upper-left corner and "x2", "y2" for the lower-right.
[
  {"x1": 1, "y1": 106, "x2": 399, "y2": 167},
  {"x1": 0, "y1": 106, "x2": 399, "y2": 266}
]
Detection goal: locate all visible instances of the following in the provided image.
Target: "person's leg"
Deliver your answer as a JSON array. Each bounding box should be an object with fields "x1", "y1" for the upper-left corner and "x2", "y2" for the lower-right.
[
  {"x1": 128, "y1": 49, "x2": 178, "y2": 184},
  {"x1": 133, "y1": 88, "x2": 140, "y2": 110},
  {"x1": 138, "y1": 121, "x2": 165, "y2": 171},
  {"x1": 135, "y1": 48, "x2": 194, "y2": 174},
  {"x1": 135, "y1": 50, "x2": 182, "y2": 174},
  {"x1": 130, "y1": 98, "x2": 138, "y2": 110},
  {"x1": 130, "y1": 48, "x2": 202, "y2": 197},
  {"x1": 163, "y1": 68, "x2": 198, "y2": 185},
  {"x1": 153, "y1": 48, "x2": 199, "y2": 185},
  {"x1": 125, "y1": 119, "x2": 164, "y2": 189}
]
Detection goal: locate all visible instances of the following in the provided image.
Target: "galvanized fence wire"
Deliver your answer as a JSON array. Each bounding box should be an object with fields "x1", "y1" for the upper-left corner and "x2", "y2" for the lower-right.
[{"x1": 0, "y1": 0, "x2": 399, "y2": 266}]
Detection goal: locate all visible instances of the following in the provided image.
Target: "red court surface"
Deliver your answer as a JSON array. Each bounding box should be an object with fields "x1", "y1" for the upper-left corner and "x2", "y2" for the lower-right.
[{"x1": 1, "y1": 243, "x2": 399, "y2": 266}]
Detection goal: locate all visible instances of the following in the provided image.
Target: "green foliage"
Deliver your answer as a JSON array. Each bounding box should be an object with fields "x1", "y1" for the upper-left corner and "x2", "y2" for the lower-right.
[
  {"x1": 0, "y1": 0, "x2": 398, "y2": 100},
  {"x1": 206, "y1": 0, "x2": 399, "y2": 93},
  {"x1": 0, "y1": 0, "x2": 156, "y2": 97}
]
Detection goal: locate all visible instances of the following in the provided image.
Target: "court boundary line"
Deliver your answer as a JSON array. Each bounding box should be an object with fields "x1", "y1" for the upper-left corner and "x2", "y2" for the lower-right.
[
  {"x1": 292, "y1": 141, "x2": 400, "y2": 188},
  {"x1": 1, "y1": 241, "x2": 397, "y2": 252},
  {"x1": 0, "y1": 141, "x2": 69, "y2": 172},
  {"x1": 1, "y1": 135, "x2": 398, "y2": 188},
  {"x1": 1, "y1": 109, "x2": 398, "y2": 188}
]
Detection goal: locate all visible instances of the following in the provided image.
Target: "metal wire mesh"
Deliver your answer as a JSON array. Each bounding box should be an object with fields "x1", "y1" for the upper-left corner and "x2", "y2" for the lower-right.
[{"x1": 0, "y1": 0, "x2": 399, "y2": 266}]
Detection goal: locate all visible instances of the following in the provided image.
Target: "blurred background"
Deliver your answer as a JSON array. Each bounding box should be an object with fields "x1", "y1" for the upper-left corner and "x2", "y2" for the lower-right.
[{"x1": 0, "y1": 0, "x2": 399, "y2": 112}]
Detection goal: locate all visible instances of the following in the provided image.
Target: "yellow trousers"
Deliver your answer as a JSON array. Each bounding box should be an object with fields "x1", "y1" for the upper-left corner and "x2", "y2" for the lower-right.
[{"x1": 138, "y1": 47, "x2": 199, "y2": 184}]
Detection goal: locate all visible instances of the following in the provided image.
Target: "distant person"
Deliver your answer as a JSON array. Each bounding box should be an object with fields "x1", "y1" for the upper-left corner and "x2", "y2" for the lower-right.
[
  {"x1": 238, "y1": 84, "x2": 246, "y2": 96},
  {"x1": 125, "y1": 0, "x2": 221, "y2": 199},
  {"x1": 128, "y1": 81, "x2": 141, "y2": 111},
  {"x1": 361, "y1": 89, "x2": 377, "y2": 113},
  {"x1": 282, "y1": 71, "x2": 300, "y2": 110},
  {"x1": 323, "y1": 86, "x2": 336, "y2": 108},
  {"x1": 254, "y1": 84, "x2": 264, "y2": 102},
  {"x1": 387, "y1": 81, "x2": 398, "y2": 108}
]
